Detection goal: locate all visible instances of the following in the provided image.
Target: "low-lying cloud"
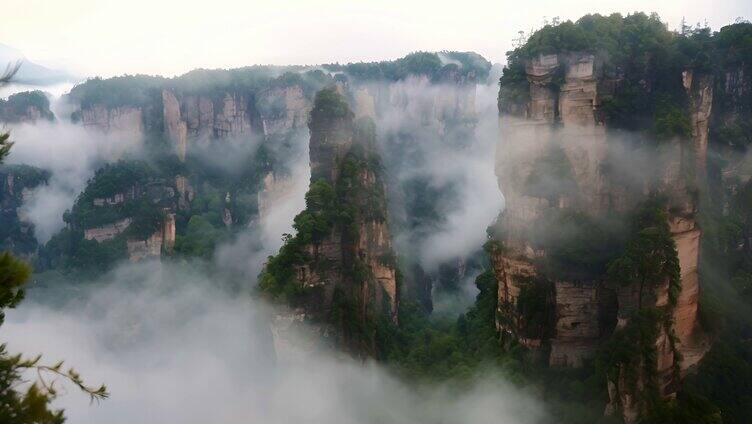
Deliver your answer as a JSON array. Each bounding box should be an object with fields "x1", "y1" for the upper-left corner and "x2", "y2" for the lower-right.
[{"x1": 4, "y1": 260, "x2": 547, "y2": 424}]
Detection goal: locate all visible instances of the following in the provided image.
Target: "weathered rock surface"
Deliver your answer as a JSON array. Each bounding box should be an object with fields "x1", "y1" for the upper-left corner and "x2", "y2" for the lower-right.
[
  {"x1": 266, "y1": 89, "x2": 399, "y2": 354},
  {"x1": 126, "y1": 230, "x2": 163, "y2": 262},
  {"x1": 81, "y1": 104, "x2": 143, "y2": 136},
  {"x1": 494, "y1": 52, "x2": 711, "y2": 421},
  {"x1": 162, "y1": 90, "x2": 188, "y2": 160},
  {"x1": 83, "y1": 218, "x2": 132, "y2": 242},
  {"x1": 257, "y1": 85, "x2": 312, "y2": 135}
]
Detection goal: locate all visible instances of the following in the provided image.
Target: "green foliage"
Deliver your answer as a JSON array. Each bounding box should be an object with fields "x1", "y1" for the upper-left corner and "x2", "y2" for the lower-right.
[
  {"x1": 710, "y1": 23, "x2": 752, "y2": 149},
  {"x1": 653, "y1": 104, "x2": 692, "y2": 141},
  {"x1": 67, "y1": 66, "x2": 333, "y2": 120},
  {"x1": 713, "y1": 22, "x2": 752, "y2": 68},
  {"x1": 0, "y1": 346, "x2": 64, "y2": 424},
  {"x1": 173, "y1": 215, "x2": 224, "y2": 258},
  {"x1": 41, "y1": 228, "x2": 127, "y2": 273},
  {"x1": 294, "y1": 179, "x2": 337, "y2": 243},
  {"x1": 308, "y1": 87, "x2": 352, "y2": 129},
  {"x1": 0, "y1": 132, "x2": 12, "y2": 163},
  {"x1": 501, "y1": 13, "x2": 693, "y2": 140},
  {"x1": 257, "y1": 176, "x2": 341, "y2": 300},
  {"x1": 323, "y1": 51, "x2": 491, "y2": 83},
  {"x1": 380, "y1": 269, "x2": 524, "y2": 380},
  {"x1": 0, "y1": 90, "x2": 54, "y2": 122},
  {"x1": 681, "y1": 339, "x2": 752, "y2": 424},
  {"x1": 640, "y1": 391, "x2": 723, "y2": 423},
  {"x1": 67, "y1": 75, "x2": 166, "y2": 109},
  {"x1": 599, "y1": 308, "x2": 663, "y2": 393},
  {"x1": 38, "y1": 160, "x2": 170, "y2": 272},
  {"x1": 259, "y1": 99, "x2": 386, "y2": 302},
  {"x1": 515, "y1": 276, "x2": 555, "y2": 340},
  {"x1": 77, "y1": 160, "x2": 151, "y2": 203},
  {"x1": 607, "y1": 199, "x2": 681, "y2": 307},
  {"x1": 0, "y1": 252, "x2": 29, "y2": 326}
]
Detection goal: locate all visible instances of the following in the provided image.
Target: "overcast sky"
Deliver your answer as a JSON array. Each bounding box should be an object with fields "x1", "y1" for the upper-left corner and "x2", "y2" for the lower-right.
[{"x1": 3, "y1": 0, "x2": 751, "y2": 78}]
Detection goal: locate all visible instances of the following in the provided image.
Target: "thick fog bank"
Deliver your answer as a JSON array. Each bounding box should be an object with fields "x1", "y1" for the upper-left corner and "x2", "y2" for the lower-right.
[{"x1": 4, "y1": 261, "x2": 547, "y2": 424}]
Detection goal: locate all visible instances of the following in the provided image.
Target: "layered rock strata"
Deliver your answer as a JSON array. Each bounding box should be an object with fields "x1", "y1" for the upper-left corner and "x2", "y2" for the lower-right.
[{"x1": 494, "y1": 53, "x2": 710, "y2": 422}]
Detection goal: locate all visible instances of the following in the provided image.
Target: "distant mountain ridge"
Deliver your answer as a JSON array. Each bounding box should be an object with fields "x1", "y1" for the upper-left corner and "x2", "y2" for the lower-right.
[{"x1": 0, "y1": 43, "x2": 76, "y2": 84}]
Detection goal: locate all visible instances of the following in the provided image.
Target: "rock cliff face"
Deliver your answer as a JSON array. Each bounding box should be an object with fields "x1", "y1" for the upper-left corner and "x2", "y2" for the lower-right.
[
  {"x1": 495, "y1": 53, "x2": 710, "y2": 422},
  {"x1": 122, "y1": 213, "x2": 176, "y2": 262},
  {"x1": 256, "y1": 85, "x2": 312, "y2": 136},
  {"x1": 263, "y1": 88, "x2": 398, "y2": 355},
  {"x1": 303, "y1": 91, "x2": 398, "y2": 325},
  {"x1": 83, "y1": 218, "x2": 132, "y2": 242},
  {"x1": 81, "y1": 105, "x2": 144, "y2": 136},
  {"x1": 126, "y1": 230, "x2": 163, "y2": 262},
  {"x1": 75, "y1": 84, "x2": 312, "y2": 161},
  {"x1": 161, "y1": 90, "x2": 256, "y2": 148}
]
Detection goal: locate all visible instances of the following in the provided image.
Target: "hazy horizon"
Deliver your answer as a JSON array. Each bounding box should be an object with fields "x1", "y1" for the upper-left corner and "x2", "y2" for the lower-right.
[{"x1": 3, "y1": 0, "x2": 751, "y2": 79}]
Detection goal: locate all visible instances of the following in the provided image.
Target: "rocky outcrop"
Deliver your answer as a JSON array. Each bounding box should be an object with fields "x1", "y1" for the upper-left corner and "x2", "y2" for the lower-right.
[
  {"x1": 162, "y1": 90, "x2": 188, "y2": 160},
  {"x1": 214, "y1": 93, "x2": 253, "y2": 138},
  {"x1": 83, "y1": 218, "x2": 132, "y2": 242},
  {"x1": 263, "y1": 88, "x2": 398, "y2": 354},
  {"x1": 174, "y1": 175, "x2": 194, "y2": 209},
  {"x1": 93, "y1": 186, "x2": 138, "y2": 206},
  {"x1": 124, "y1": 214, "x2": 175, "y2": 261},
  {"x1": 256, "y1": 85, "x2": 312, "y2": 135},
  {"x1": 257, "y1": 171, "x2": 298, "y2": 223},
  {"x1": 549, "y1": 281, "x2": 603, "y2": 367},
  {"x1": 222, "y1": 192, "x2": 233, "y2": 227},
  {"x1": 161, "y1": 86, "x2": 312, "y2": 160},
  {"x1": 683, "y1": 70, "x2": 714, "y2": 177},
  {"x1": 303, "y1": 93, "x2": 398, "y2": 323},
  {"x1": 126, "y1": 230, "x2": 163, "y2": 262},
  {"x1": 81, "y1": 104, "x2": 143, "y2": 136},
  {"x1": 163, "y1": 213, "x2": 176, "y2": 252},
  {"x1": 494, "y1": 52, "x2": 710, "y2": 421}
]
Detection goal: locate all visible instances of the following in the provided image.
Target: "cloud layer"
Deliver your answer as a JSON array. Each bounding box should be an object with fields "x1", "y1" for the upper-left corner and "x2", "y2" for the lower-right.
[{"x1": 4, "y1": 260, "x2": 547, "y2": 424}]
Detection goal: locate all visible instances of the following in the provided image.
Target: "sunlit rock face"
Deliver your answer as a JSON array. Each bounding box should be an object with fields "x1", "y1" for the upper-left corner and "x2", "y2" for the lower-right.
[{"x1": 493, "y1": 52, "x2": 712, "y2": 422}]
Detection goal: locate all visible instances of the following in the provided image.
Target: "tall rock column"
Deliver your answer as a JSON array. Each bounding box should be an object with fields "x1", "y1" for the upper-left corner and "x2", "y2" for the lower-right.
[
  {"x1": 494, "y1": 51, "x2": 710, "y2": 422},
  {"x1": 162, "y1": 90, "x2": 188, "y2": 161},
  {"x1": 260, "y1": 87, "x2": 398, "y2": 355}
]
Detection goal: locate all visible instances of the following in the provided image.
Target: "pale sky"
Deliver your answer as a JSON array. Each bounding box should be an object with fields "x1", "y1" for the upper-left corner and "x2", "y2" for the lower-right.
[{"x1": 3, "y1": 0, "x2": 751, "y2": 78}]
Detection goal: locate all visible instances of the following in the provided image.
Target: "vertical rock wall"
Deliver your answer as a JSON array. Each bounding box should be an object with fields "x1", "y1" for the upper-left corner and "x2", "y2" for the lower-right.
[
  {"x1": 494, "y1": 52, "x2": 711, "y2": 421},
  {"x1": 267, "y1": 88, "x2": 399, "y2": 354}
]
